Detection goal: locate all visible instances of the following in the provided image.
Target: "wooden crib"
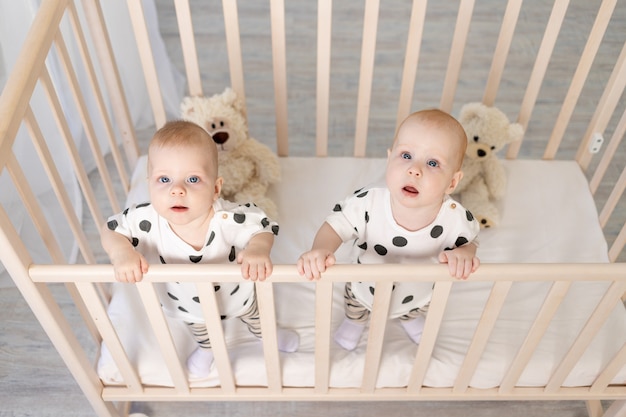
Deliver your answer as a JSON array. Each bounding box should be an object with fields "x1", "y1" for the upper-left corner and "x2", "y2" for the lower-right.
[{"x1": 0, "y1": 1, "x2": 625, "y2": 416}]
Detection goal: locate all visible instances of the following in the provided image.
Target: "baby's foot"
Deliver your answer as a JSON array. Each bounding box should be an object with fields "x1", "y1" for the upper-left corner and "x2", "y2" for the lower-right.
[
  {"x1": 186, "y1": 347, "x2": 214, "y2": 378},
  {"x1": 400, "y1": 316, "x2": 425, "y2": 344},
  {"x1": 277, "y1": 328, "x2": 300, "y2": 352},
  {"x1": 333, "y1": 318, "x2": 365, "y2": 351}
]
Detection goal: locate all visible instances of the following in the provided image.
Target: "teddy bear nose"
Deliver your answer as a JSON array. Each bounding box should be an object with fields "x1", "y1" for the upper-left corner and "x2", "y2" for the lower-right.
[
  {"x1": 477, "y1": 149, "x2": 487, "y2": 157},
  {"x1": 212, "y1": 132, "x2": 229, "y2": 144}
]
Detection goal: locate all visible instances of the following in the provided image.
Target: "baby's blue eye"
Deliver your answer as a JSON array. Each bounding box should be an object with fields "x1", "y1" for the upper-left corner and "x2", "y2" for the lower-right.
[
  {"x1": 158, "y1": 176, "x2": 170, "y2": 184},
  {"x1": 401, "y1": 152, "x2": 411, "y2": 160},
  {"x1": 187, "y1": 176, "x2": 200, "y2": 184},
  {"x1": 427, "y1": 160, "x2": 439, "y2": 167}
]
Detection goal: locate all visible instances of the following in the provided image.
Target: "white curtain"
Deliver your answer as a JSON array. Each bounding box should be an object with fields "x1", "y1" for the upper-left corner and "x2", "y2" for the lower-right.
[{"x1": 0, "y1": 0, "x2": 184, "y2": 267}]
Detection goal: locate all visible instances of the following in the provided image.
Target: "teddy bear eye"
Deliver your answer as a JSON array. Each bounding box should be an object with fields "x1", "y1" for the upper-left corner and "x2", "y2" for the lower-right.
[
  {"x1": 491, "y1": 146, "x2": 495, "y2": 150},
  {"x1": 473, "y1": 135, "x2": 479, "y2": 142},
  {"x1": 220, "y1": 121, "x2": 225, "y2": 127}
]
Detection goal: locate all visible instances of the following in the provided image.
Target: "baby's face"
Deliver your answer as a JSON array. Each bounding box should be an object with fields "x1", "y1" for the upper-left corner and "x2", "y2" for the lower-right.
[
  {"x1": 148, "y1": 143, "x2": 222, "y2": 230},
  {"x1": 386, "y1": 117, "x2": 463, "y2": 220}
]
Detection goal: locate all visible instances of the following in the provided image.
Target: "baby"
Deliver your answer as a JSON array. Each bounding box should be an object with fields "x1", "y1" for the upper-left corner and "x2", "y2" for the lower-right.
[
  {"x1": 297, "y1": 109, "x2": 480, "y2": 350},
  {"x1": 101, "y1": 120, "x2": 298, "y2": 377}
]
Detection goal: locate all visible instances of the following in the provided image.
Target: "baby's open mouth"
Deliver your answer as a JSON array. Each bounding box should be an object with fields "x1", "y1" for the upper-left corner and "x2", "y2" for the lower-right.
[
  {"x1": 171, "y1": 205, "x2": 188, "y2": 212},
  {"x1": 403, "y1": 186, "x2": 418, "y2": 195}
]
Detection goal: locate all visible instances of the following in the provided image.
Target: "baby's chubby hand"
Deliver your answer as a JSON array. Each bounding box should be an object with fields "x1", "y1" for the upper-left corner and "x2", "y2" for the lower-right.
[
  {"x1": 237, "y1": 248, "x2": 273, "y2": 281},
  {"x1": 297, "y1": 250, "x2": 336, "y2": 280},
  {"x1": 438, "y1": 244, "x2": 480, "y2": 280},
  {"x1": 111, "y1": 250, "x2": 149, "y2": 283}
]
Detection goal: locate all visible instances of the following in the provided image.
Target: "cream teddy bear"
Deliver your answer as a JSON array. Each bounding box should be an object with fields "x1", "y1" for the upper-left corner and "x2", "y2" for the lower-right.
[
  {"x1": 454, "y1": 102, "x2": 524, "y2": 228},
  {"x1": 181, "y1": 88, "x2": 281, "y2": 219}
]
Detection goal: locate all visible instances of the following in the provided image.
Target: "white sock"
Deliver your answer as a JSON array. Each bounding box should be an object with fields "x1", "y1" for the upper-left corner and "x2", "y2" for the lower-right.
[
  {"x1": 333, "y1": 318, "x2": 365, "y2": 351},
  {"x1": 186, "y1": 347, "x2": 214, "y2": 378},
  {"x1": 400, "y1": 316, "x2": 425, "y2": 344},
  {"x1": 277, "y1": 328, "x2": 299, "y2": 352}
]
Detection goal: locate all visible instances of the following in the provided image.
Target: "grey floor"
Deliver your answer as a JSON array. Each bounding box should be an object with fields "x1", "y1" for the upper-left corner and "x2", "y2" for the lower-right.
[{"x1": 1, "y1": 0, "x2": 625, "y2": 416}]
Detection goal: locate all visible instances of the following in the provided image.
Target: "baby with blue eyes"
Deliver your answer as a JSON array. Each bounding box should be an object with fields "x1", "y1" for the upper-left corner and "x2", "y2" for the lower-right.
[
  {"x1": 297, "y1": 109, "x2": 480, "y2": 350},
  {"x1": 101, "y1": 120, "x2": 298, "y2": 378}
]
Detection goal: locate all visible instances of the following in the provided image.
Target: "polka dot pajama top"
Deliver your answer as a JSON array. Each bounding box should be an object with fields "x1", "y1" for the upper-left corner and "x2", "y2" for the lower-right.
[
  {"x1": 106, "y1": 199, "x2": 279, "y2": 323},
  {"x1": 325, "y1": 184, "x2": 479, "y2": 319}
]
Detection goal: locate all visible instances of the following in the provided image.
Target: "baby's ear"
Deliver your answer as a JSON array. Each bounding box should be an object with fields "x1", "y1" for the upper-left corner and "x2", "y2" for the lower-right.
[{"x1": 447, "y1": 170, "x2": 464, "y2": 194}]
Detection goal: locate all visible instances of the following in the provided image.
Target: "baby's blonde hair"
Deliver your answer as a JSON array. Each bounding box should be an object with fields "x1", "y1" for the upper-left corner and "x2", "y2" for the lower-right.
[
  {"x1": 148, "y1": 120, "x2": 218, "y2": 177},
  {"x1": 395, "y1": 109, "x2": 468, "y2": 170}
]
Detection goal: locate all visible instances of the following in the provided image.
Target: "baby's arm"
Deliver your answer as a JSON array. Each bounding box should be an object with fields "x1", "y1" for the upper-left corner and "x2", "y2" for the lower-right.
[
  {"x1": 100, "y1": 224, "x2": 149, "y2": 283},
  {"x1": 438, "y1": 242, "x2": 480, "y2": 280},
  {"x1": 238, "y1": 232, "x2": 274, "y2": 281},
  {"x1": 297, "y1": 222, "x2": 343, "y2": 280}
]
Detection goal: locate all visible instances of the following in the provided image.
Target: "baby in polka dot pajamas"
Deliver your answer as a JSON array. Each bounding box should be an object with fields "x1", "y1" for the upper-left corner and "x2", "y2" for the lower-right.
[
  {"x1": 101, "y1": 120, "x2": 298, "y2": 378},
  {"x1": 297, "y1": 109, "x2": 480, "y2": 350}
]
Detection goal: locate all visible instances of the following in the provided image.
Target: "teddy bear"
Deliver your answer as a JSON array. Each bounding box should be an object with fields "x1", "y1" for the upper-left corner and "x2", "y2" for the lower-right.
[
  {"x1": 453, "y1": 102, "x2": 524, "y2": 228},
  {"x1": 180, "y1": 87, "x2": 281, "y2": 219}
]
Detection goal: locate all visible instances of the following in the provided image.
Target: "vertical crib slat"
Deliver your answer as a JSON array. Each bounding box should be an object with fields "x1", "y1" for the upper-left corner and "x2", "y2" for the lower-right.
[
  {"x1": 76, "y1": 282, "x2": 143, "y2": 393},
  {"x1": 174, "y1": 0, "x2": 202, "y2": 97},
  {"x1": 196, "y1": 282, "x2": 236, "y2": 393},
  {"x1": 361, "y1": 281, "x2": 393, "y2": 393},
  {"x1": 576, "y1": 40, "x2": 626, "y2": 171},
  {"x1": 23, "y1": 106, "x2": 96, "y2": 264},
  {"x1": 222, "y1": 0, "x2": 246, "y2": 106},
  {"x1": 126, "y1": 0, "x2": 166, "y2": 128},
  {"x1": 53, "y1": 31, "x2": 120, "y2": 214},
  {"x1": 353, "y1": 0, "x2": 379, "y2": 158},
  {"x1": 591, "y1": 343, "x2": 626, "y2": 393},
  {"x1": 81, "y1": 0, "x2": 139, "y2": 168},
  {"x1": 589, "y1": 110, "x2": 626, "y2": 197},
  {"x1": 482, "y1": 0, "x2": 522, "y2": 106},
  {"x1": 39, "y1": 69, "x2": 105, "y2": 242},
  {"x1": 453, "y1": 281, "x2": 513, "y2": 393},
  {"x1": 498, "y1": 281, "x2": 571, "y2": 393},
  {"x1": 439, "y1": 0, "x2": 474, "y2": 113},
  {"x1": 66, "y1": 1, "x2": 130, "y2": 195},
  {"x1": 255, "y1": 281, "x2": 283, "y2": 393},
  {"x1": 407, "y1": 281, "x2": 452, "y2": 394},
  {"x1": 270, "y1": 0, "x2": 289, "y2": 157},
  {"x1": 135, "y1": 281, "x2": 189, "y2": 393},
  {"x1": 396, "y1": 0, "x2": 427, "y2": 129},
  {"x1": 6, "y1": 153, "x2": 65, "y2": 263},
  {"x1": 545, "y1": 280, "x2": 626, "y2": 392},
  {"x1": 506, "y1": 0, "x2": 570, "y2": 159},
  {"x1": 314, "y1": 281, "x2": 333, "y2": 393},
  {"x1": 609, "y1": 222, "x2": 626, "y2": 263},
  {"x1": 543, "y1": 0, "x2": 617, "y2": 160},
  {"x1": 594, "y1": 109, "x2": 626, "y2": 202},
  {"x1": 0, "y1": 206, "x2": 120, "y2": 417},
  {"x1": 316, "y1": 0, "x2": 332, "y2": 157},
  {"x1": 6, "y1": 150, "x2": 103, "y2": 343},
  {"x1": 0, "y1": 0, "x2": 64, "y2": 170}
]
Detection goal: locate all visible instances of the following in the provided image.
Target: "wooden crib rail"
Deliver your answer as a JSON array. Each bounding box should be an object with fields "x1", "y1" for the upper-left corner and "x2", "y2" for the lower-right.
[{"x1": 27, "y1": 263, "x2": 626, "y2": 402}]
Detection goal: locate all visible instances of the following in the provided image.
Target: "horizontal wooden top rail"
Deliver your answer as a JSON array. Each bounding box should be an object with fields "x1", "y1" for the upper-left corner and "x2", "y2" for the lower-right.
[
  {"x1": 29, "y1": 263, "x2": 626, "y2": 284},
  {"x1": 101, "y1": 385, "x2": 626, "y2": 402}
]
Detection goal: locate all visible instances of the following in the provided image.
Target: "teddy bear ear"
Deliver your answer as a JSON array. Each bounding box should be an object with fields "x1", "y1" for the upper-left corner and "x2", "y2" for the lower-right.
[
  {"x1": 180, "y1": 96, "x2": 196, "y2": 116},
  {"x1": 223, "y1": 87, "x2": 247, "y2": 118},
  {"x1": 507, "y1": 123, "x2": 525, "y2": 143},
  {"x1": 459, "y1": 102, "x2": 486, "y2": 124}
]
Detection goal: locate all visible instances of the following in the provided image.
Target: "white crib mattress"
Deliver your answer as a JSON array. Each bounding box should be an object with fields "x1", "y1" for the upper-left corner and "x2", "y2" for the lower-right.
[{"x1": 97, "y1": 156, "x2": 626, "y2": 389}]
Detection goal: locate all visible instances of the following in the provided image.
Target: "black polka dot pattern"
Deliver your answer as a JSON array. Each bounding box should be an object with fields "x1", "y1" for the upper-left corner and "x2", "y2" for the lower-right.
[
  {"x1": 374, "y1": 244, "x2": 387, "y2": 255},
  {"x1": 430, "y1": 225, "x2": 444, "y2": 238},
  {"x1": 106, "y1": 201, "x2": 277, "y2": 322},
  {"x1": 139, "y1": 220, "x2": 151, "y2": 232}
]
